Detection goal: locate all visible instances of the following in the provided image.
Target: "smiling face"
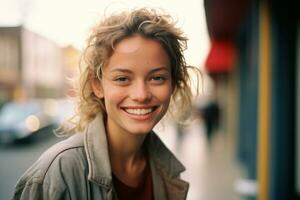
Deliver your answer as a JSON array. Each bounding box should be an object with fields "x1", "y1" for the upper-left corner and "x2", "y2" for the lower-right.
[{"x1": 92, "y1": 35, "x2": 173, "y2": 136}]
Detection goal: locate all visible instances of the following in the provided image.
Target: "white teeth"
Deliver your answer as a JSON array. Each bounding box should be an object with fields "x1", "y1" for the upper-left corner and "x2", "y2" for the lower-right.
[{"x1": 124, "y1": 108, "x2": 153, "y2": 115}]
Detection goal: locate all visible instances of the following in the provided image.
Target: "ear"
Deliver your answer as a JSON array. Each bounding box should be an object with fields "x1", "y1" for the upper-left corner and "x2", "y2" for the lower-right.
[{"x1": 91, "y1": 78, "x2": 104, "y2": 98}]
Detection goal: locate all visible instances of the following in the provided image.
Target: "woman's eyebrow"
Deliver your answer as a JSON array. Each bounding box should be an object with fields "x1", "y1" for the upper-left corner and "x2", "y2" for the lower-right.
[
  {"x1": 149, "y1": 66, "x2": 170, "y2": 73},
  {"x1": 109, "y1": 68, "x2": 132, "y2": 73},
  {"x1": 109, "y1": 66, "x2": 170, "y2": 74}
]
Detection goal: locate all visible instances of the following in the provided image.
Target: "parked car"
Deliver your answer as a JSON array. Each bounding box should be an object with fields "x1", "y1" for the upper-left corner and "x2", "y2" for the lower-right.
[
  {"x1": 0, "y1": 100, "x2": 57, "y2": 144},
  {"x1": 51, "y1": 98, "x2": 76, "y2": 127}
]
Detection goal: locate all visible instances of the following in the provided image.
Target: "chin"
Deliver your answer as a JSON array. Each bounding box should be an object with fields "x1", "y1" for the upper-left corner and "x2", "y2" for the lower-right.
[{"x1": 126, "y1": 125, "x2": 154, "y2": 135}]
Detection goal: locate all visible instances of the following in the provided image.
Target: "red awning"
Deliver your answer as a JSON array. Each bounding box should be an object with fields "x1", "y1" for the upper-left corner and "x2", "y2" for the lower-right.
[{"x1": 204, "y1": 39, "x2": 237, "y2": 73}]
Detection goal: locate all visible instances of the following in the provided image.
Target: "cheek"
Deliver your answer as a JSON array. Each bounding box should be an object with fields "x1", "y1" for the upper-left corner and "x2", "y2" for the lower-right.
[
  {"x1": 102, "y1": 86, "x2": 126, "y2": 105},
  {"x1": 104, "y1": 90, "x2": 124, "y2": 103},
  {"x1": 154, "y1": 85, "x2": 173, "y2": 103}
]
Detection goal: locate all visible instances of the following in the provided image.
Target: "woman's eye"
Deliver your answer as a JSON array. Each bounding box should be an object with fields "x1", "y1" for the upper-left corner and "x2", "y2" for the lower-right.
[
  {"x1": 153, "y1": 76, "x2": 164, "y2": 80},
  {"x1": 115, "y1": 77, "x2": 128, "y2": 82},
  {"x1": 150, "y1": 75, "x2": 167, "y2": 83},
  {"x1": 113, "y1": 76, "x2": 130, "y2": 85}
]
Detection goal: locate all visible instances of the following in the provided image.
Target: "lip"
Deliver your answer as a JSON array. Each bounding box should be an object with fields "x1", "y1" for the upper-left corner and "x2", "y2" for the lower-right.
[{"x1": 121, "y1": 106, "x2": 158, "y2": 121}]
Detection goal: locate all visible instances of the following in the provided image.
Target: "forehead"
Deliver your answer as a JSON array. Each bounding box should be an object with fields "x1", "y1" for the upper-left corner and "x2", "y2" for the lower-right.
[
  {"x1": 113, "y1": 35, "x2": 146, "y2": 53},
  {"x1": 104, "y1": 35, "x2": 170, "y2": 71}
]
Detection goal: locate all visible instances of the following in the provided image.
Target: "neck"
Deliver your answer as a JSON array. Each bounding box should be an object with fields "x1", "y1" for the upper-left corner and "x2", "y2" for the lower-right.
[
  {"x1": 105, "y1": 124, "x2": 148, "y2": 171},
  {"x1": 104, "y1": 115, "x2": 151, "y2": 188},
  {"x1": 109, "y1": 133, "x2": 146, "y2": 167}
]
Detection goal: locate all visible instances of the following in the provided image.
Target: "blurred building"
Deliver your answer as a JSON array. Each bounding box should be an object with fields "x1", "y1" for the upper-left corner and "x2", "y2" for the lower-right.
[
  {"x1": 204, "y1": 0, "x2": 299, "y2": 199},
  {"x1": 62, "y1": 45, "x2": 81, "y2": 97},
  {"x1": 0, "y1": 26, "x2": 64, "y2": 103}
]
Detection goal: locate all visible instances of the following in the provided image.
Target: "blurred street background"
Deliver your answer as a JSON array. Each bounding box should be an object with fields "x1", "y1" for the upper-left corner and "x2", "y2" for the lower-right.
[{"x1": 0, "y1": 0, "x2": 299, "y2": 200}]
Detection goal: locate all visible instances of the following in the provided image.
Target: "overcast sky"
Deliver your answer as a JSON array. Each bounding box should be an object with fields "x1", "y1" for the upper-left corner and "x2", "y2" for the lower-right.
[{"x1": 0, "y1": 0, "x2": 210, "y2": 67}]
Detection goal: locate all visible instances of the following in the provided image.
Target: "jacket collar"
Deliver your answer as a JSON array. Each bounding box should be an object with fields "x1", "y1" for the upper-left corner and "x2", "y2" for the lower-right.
[
  {"x1": 84, "y1": 113, "x2": 186, "y2": 188},
  {"x1": 84, "y1": 113, "x2": 112, "y2": 189},
  {"x1": 145, "y1": 132, "x2": 186, "y2": 177},
  {"x1": 146, "y1": 133, "x2": 189, "y2": 200}
]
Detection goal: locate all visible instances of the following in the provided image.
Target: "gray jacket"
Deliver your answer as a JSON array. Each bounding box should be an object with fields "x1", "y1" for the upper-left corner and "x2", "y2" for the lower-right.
[{"x1": 12, "y1": 114, "x2": 189, "y2": 200}]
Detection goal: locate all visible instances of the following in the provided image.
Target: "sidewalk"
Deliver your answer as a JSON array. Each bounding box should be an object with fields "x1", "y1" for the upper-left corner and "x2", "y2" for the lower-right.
[{"x1": 155, "y1": 118, "x2": 246, "y2": 200}]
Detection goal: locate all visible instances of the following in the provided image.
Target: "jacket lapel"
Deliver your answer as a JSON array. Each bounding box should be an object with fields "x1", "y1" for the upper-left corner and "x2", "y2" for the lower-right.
[
  {"x1": 146, "y1": 133, "x2": 189, "y2": 200},
  {"x1": 84, "y1": 114, "x2": 113, "y2": 195}
]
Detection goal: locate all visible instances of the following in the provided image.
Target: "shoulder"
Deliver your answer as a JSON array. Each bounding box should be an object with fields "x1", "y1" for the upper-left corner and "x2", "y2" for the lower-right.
[{"x1": 13, "y1": 133, "x2": 87, "y2": 195}]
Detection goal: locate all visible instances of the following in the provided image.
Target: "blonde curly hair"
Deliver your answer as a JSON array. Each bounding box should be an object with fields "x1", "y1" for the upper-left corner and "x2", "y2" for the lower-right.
[{"x1": 69, "y1": 8, "x2": 198, "y2": 133}]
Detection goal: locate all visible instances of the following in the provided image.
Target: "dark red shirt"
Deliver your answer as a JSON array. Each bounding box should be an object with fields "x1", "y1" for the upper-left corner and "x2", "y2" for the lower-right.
[{"x1": 112, "y1": 162, "x2": 153, "y2": 200}]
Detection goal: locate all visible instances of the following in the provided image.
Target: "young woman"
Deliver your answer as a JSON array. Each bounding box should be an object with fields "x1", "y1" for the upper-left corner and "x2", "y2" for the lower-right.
[{"x1": 13, "y1": 8, "x2": 197, "y2": 200}]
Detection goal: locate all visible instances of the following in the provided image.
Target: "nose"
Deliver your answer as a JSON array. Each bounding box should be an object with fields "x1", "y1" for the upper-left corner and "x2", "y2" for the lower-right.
[{"x1": 130, "y1": 80, "x2": 152, "y2": 103}]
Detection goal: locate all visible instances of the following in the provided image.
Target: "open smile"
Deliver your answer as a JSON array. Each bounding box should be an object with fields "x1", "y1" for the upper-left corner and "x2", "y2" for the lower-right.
[
  {"x1": 122, "y1": 106, "x2": 158, "y2": 115},
  {"x1": 121, "y1": 106, "x2": 159, "y2": 121}
]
